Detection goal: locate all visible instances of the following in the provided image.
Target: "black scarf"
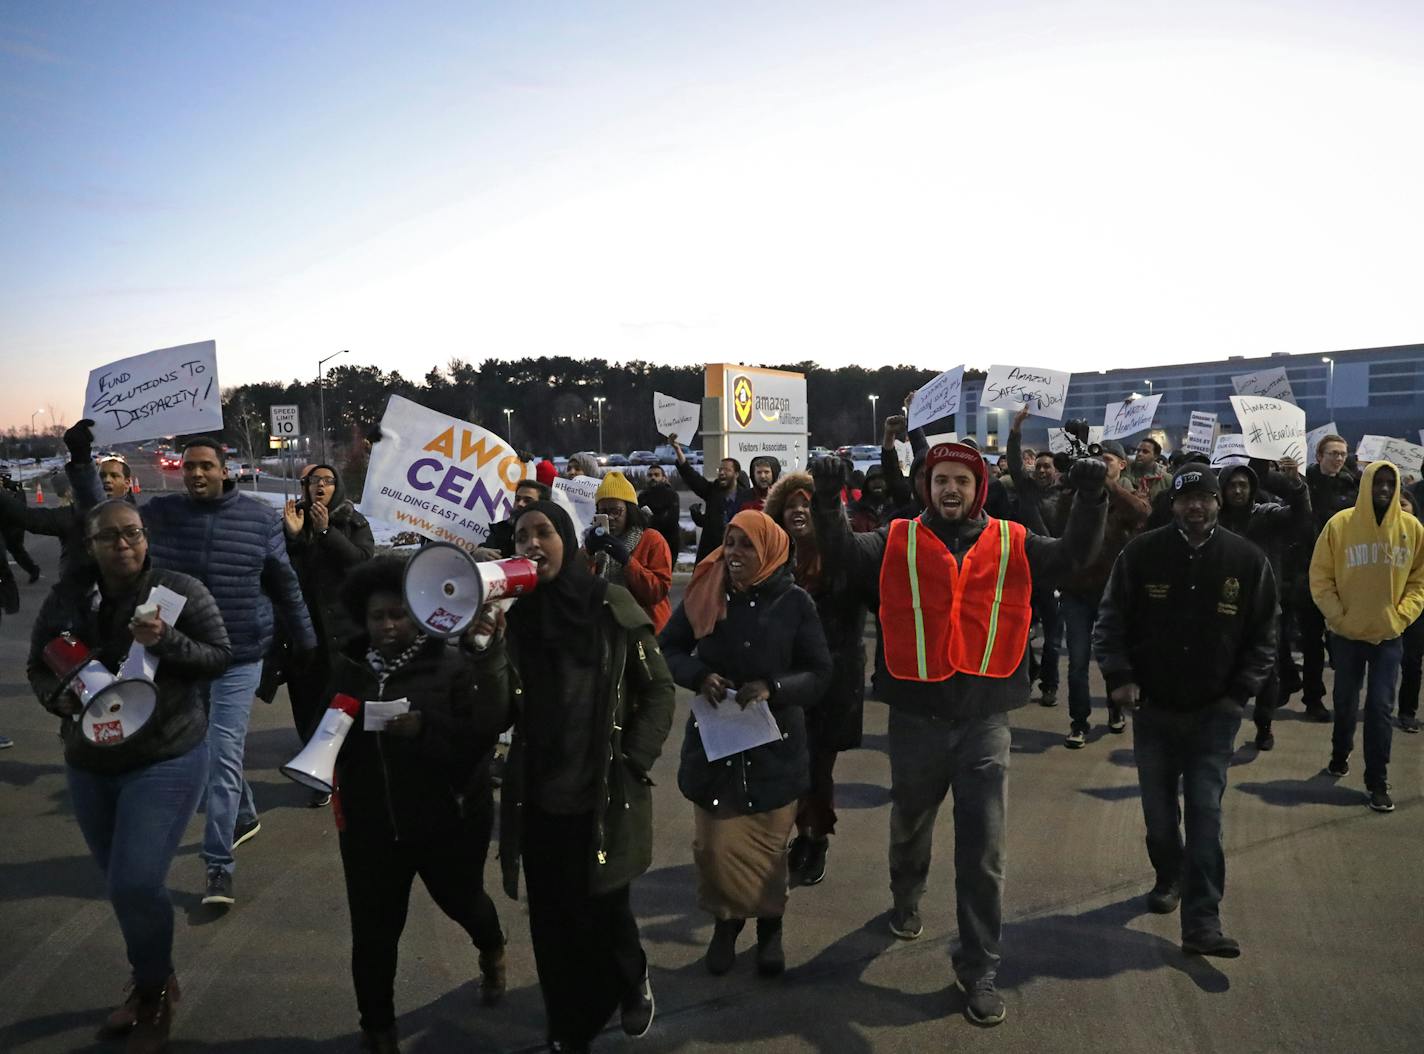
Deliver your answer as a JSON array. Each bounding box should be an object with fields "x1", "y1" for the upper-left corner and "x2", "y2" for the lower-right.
[{"x1": 506, "y1": 500, "x2": 607, "y2": 664}]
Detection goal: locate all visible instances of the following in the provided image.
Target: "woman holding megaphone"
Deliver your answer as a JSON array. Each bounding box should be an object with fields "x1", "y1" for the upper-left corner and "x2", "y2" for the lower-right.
[
  {"x1": 496, "y1": 500, "x2": 676, "y2": 1053},
  {"x1": 27, "y1": 499, "x2": 232, "y2": 1053},
  {"x1": 322, "y1": 555, "x2": 512, "y2": 1054}
]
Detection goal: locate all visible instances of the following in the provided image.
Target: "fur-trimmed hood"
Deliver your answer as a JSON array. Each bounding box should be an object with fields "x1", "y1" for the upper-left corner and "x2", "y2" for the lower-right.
[{"x1": 763, "y1": 469, "x2": 814, "y2": 528}]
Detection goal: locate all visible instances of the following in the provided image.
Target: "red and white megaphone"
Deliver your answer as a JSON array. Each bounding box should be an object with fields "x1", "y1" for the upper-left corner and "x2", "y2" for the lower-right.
[
  {"x1": 281, "y1": 693, "x2": 361, "y2": 794},
  {"x1": 42, "y1": 634, "x2": 158, "y2": 747},
  {"x1": 402, "y1": 543, "x2": 538, "y2": 644}
]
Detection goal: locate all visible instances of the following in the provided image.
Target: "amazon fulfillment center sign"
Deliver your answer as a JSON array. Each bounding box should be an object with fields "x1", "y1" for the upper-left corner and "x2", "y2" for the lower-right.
[{"x1": 703, "y1": 364, "x2": 809, "y2": 472}]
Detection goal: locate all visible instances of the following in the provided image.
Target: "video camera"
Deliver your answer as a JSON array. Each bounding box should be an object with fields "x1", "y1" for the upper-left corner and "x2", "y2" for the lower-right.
[{"x1": 1053, "y1": 418, "x2": 1103, "y2": 473}]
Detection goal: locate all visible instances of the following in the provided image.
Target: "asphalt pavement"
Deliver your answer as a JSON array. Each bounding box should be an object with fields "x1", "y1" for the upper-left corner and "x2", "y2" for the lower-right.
[{"x1": 1, "y1": 526, "x2": 1421, "y2": 1054}]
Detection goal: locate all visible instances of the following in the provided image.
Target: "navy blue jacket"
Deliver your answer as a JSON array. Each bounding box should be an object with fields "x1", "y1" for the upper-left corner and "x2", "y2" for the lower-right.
[{"x1": 75, "y1": 464, "x2": 315, "y2": 663}]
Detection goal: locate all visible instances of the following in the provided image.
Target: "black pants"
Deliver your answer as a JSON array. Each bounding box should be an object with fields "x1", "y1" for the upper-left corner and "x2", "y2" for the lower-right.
[
  {"x1": 339, "y1": 811, "x2": 503, "y2": 1033},
  {"x1": 523, "y1": 807, "x2": 645, "y2": 1046},
  {"x1": 1297, "y1": 585, "x2": 1330, "y2": 708},
  {"x1": 1400, "y1": 616, "x2": 1424, "y2": 721},
  {"x1": 2, "y1": 525, "x2": 38, "y2": 578},
  {"x1": 286, "y1": 643, "x2": 331, "y2": 742}
]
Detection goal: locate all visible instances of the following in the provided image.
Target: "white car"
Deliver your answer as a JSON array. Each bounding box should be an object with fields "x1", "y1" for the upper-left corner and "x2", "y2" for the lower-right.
[{"x1": 226, "y1": 460, "x2": 263, "y2": 482}]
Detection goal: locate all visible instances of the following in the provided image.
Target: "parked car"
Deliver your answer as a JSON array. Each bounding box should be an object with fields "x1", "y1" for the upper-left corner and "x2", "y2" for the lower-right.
[
  {"x1": 629, "y1": 450, "x2": 659, "y2": 465},
  {"x1": 808, "y1": 446, "x2": 834, "y2": 460},
  {"x1": 226, "y1": 460, "x2": 262, "y2": 482},
  {"x1": 604, "y1": 453, "x2": 630, "y2": 467},
  {"x1": 158, "y1": 451, "x2": 182, "y2": 470},
  {"x1": 850, "y1": 444, "x2": 881, "y2": 461}
]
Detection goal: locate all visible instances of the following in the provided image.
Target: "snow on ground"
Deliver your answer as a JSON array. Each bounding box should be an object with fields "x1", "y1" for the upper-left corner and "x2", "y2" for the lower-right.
[{"x1": 0, "y1": 457, "x2": 68, "y2": 482}]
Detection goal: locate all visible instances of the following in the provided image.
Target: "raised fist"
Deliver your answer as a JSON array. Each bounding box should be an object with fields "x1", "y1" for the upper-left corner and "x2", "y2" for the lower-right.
[
  {"x1": 64, "y1": 419, "x2": 95, "y2": 463},
  {"x1": 810, "y1": 456, "x2": 847, "y2": 497},
  {"x1": 1068, "y1": 456, "x2": 1108, "y2": 498}
]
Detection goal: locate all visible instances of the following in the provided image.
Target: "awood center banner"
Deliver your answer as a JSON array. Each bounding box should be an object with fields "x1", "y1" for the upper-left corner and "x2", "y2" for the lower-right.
[
  {"x1": 706, "y1": 364, "x2": 809, "y2": 469},
  {"x1": 361, "y1": 395, "x2": 523, "y2": 550}
]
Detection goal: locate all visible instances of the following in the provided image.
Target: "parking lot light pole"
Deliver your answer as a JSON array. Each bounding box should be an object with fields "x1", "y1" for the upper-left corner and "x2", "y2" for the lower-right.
[
  {"x1": 317, "y1": 349, "x2": 349, "y2": 463},
  {"x1": 869, "y1": 394, "x2": 878, "y2": 443},
  {"x1": 594, "y1": 397, "x2": 606, "y2": 454}
]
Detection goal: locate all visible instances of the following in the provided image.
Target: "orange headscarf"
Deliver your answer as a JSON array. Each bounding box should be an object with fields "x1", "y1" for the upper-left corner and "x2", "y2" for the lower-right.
[{"x1": 683, "y1": 510, "x2": 791, "y2": 638}]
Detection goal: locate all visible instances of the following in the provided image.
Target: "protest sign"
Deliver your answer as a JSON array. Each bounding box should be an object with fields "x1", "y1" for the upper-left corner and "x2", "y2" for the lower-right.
[
  {"x1": 552, "y1": 474, "x2": 601, "y2": 535},
  {"x1": 924, "y1": 431, "x2": 958, "y2": 447},
  {"x1": 1048, "y1": 429, "x2": 1072, "y2": 455},
  {"x1": 360, "y1": 395, "x2": 522, "y2": 551},
  {"x1": 1230, "y1": 395, "x2": 1306, "y2": 462},
  {"x1": 1305, "y1": 422, "x2": 1339, "y2": 461},
  {"x1": 1357, "y1": 435, "x2": 1424, "y2": 471},
  {"x1": 980, "y1": 364, "x2": 1071, "y2": 421},
  {"x1": 1101, "y1": 394, "x2": 1162, "y2": 441},
  {"x1": 1185, "y1": 411, "x2": 1217, "y2": 454},
  {"x1": 654, "y1": 391, "x2": 701, "y2": 443},
  {"x1": 1231, "y1": 367, "x2": 1297, "y2": 404},
  {"x1": 907, "y1": 366, "x2": 964, "y2": 430},
  {"x1": 1212, "y1": 433, "x2": 1249, "y2": 467},
  {"x1": 84, "y1": 340, "x2": 222, "y2": 445},
  {"x1": 1088, "y1": 426, "x2": 1103, "y2": 446}
]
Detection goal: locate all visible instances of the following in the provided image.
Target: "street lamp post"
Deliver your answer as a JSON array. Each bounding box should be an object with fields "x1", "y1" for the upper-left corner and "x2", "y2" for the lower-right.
[
  {"x1": 317, "y1": 349, "x2": 349, "y2": 463},
  {"x1": 868, "y1": 394, "x2": 879, "y2": 443},
  {"x1": 503, "y1": 408, "x2": 513, "y2": 443},
  {"x1": 594, "y1": 397, "x2": 606, "y2": 454},
  {"x1": 1144, "y1": 379, "x2": 1154, "y2": 395},
  {"x1": 30, "y1": 408, "x2": 45, "y2": 437},
  {"x1": 1321, "y1": 356, "x2": 1335, "y2": 417}
]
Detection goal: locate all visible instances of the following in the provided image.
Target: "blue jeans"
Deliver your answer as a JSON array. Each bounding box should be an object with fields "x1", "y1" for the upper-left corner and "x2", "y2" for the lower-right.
[
  {"x1": 202, "y1": 659, "x2": 262, "y2": 874},
  {"x1": 67, "y1": 742, "x2": 209, "y2": 986},
  {"x1": 1329, "y1": 634, "x2": 1402, "y2": 789},
  {"x1": 887, "y1": 709, "x2": 1009, "y2": 984},
  {"x1": 1133, "y1": 707, "x2": 1240, "y2": 939},
  {"x1": 1032, "y1": 591, "x2": 1062, "y2": 693},
  {"x1": 1059, "y1": 593, "x2": 1099, "y2": 730}
]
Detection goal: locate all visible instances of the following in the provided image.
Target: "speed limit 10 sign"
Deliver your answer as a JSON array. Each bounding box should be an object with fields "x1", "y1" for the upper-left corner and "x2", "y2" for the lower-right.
[{"x1": 269, "y1": 404, "x2": 302, "y2": 437}]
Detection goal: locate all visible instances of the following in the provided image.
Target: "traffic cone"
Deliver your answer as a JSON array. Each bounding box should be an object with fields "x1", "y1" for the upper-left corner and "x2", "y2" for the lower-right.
[
  {"x1": 132, "y1": 477, "x2": 142, "y2": 495},
  {"x1": 35, "y1": 483, "x2": 43, "y2": 505}
]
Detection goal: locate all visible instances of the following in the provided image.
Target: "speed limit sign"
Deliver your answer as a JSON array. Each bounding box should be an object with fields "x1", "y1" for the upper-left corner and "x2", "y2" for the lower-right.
[{"x1": 269, "y1": 404, "x2": 302, "y2": 437}]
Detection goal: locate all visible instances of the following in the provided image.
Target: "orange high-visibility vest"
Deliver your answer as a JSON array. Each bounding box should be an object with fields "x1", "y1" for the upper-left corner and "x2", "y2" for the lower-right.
[{"x1": 879, "y1": 516, "x2": 1034, "y2": 682}]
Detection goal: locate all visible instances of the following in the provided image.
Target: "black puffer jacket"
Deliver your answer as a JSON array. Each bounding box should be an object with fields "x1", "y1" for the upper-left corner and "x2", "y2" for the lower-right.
[
  {"x1": 661, "y1": 564, "x2": 832, "y2": 814},
  {"x1": 285, "y1": 468, "x2": 377, "y2": 649},
  {"x1": 1216, "y1": 464, "x2": 1311, "y2": 591},
  {"x1": 329, "y1": 636, "x2": 510, "y2": 843},
  {"x1": 28, "y1": 566, "x2": 232, "y2": 775}
]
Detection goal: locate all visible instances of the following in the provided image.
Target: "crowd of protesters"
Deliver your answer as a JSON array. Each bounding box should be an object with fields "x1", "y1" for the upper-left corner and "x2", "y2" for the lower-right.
[{"x1": 3, "y1": 401, "x2": 1422, "y2": 1052}]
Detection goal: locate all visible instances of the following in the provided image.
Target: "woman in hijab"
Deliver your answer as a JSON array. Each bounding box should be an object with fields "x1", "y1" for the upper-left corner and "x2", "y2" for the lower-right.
[
  {"x1": 659, "y1": 509, "x2": 831, "y2": 977},
  {"x1": 493, "y1": 500, "x2": 675, "y2": 1053},
  {"x1": 281, "y1": 463, "x2": 375, "y2": 805}
]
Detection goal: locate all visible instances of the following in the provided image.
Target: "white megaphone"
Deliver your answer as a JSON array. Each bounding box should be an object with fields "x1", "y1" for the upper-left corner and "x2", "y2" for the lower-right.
[
  {"x1": 281, "y1": 693, "x2": 361, "y2": 794},
  {"x1": 403, "y1": 543, "x2": 538, "y2": 645},
  {"x1": 42, "y1": 634, "x2": 158, "y2": 747}
]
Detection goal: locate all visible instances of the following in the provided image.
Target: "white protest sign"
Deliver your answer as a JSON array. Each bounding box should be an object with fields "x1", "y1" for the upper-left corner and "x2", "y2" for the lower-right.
[
  {"x1": 653, "y1": 391, "x2": 700, "y2": 443},
  {"x1": 1305, "y1": 422, "x2": 1339, "y2": 462},
  {"x1": 980, "y1": 364, "x2": 1071, "y2": 421},
  {"x1": 552, "y1": 474, "x2": 601, "y2": 535},
  {"x1": 360, "y1": 395, "x2": 522, "y2": 550},
  {"x1": 1212, "y1": 433, "x2": 1249, "y2": 467},
  {"x1": 1230, "y1": 395, "x2": 1306, "y2": 463},
  {"x1": 1101, "y1": 394, "x2": 1162, "y2": 441},
  {"x1": 894, "y1": 438, "x2": 912, "y2": 476},
  {"x1": 84, "y1": 340, "x2": 222, "y2": 445},
  {"x1": 907, "y1": 366, "x2": 964, "y2": 431},
  {"x1": 1088, "y1": 426, "x2": 1104, "y2": 446},
  {"x1": 1231, "y1": 366, "x2": 1296, "y2": 405},
  {"x1": 1048, "y1": 429, "x2": 1072, "y2": 455},
  {"x1": 1357, "y1": 435, "x2": 1424, "y2": 471},
  {"x1": 924, "y1": 431, "x2": 958, "y2": 446},
  {"x1": 1185, "y1": 411, "x2": 1217, "y2": 454}
]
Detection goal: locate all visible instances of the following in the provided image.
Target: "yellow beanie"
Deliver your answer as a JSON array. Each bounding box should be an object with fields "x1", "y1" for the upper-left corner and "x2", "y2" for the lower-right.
[{"x1": 594, "y1": 470, "x2": 637, "y2": 505}]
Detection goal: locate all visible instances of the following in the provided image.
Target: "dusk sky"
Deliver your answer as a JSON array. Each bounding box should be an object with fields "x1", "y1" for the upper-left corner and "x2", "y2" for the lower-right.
[{"x1": 3, "y1": 1, "x2": 1422, "y2": 431}]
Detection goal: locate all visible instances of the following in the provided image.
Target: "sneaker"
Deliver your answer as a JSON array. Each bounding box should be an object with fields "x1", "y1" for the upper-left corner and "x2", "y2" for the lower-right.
[
  {"x1": 1368, "y1": 786, "x2": 1395, "y2": 813},
  {"x1": 1065, "y1": 728, "x2": 1087, "y2": 749},
  {"x1": 621, "y1": 966, "x2": 655, "y2": 1036},
  {"x1": 1400, "y1": 715, "x2": 1421, "y2": 734},
  {"x1": 202, "y1": 868, "x2": 234, "y2": 907},
  {"x1": 126, "y1": 977, "x2": 178, "y2": 1054},
  {"x1": 1107, "y1": 706, "x2": 1126, "y2": 733},
  {"x1": 754, "y1": 917, "x2": 785, "y2": 977},
  {"x1": 799, "y1": 837, "x2": 828, "y2": 886},
  {"x1": 233, "y1": 817, "x2": 261, "y2": 848},
  {"x1": 1182, "y1": 931, "x2": 1241, "y2": 958},
  {"x1": 1327, "y1": 753, "x2": 1350, "y2": 778},
  {"x1": 1147, "y1": 881, "x2": 1181, "y2": 914},
  {"x1": 1038, "y1": 687, "x2": 1058, "y2": 708},
  {"x1": 956, "y1": 976, "x2": 1006, "y2": 1026},
  {"x1": 705, "y1": 918, "x2": 744, "y2": 975},
  {"x1": 888, "y1": 905, "x2": 923, "y2": 940},
  {"x1": 1304, "y1": 703, "x2": 1332, "y2": 723},
  {"x1": 0, "y1": 733, "x2": 13, "y2": 750},
  {"x1": 786, "y1": 834, "x2": 812, "y2": 882},
  {"x1": 1254, "y1": 730, "x2": 1275, "y2": 751},
  {"x1": 479, "y1": 944, "x2": 507, "y2": 1007}
]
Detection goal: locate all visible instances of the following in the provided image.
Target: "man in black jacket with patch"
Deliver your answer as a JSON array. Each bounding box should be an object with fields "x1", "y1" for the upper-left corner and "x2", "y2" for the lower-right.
[{"x1": 1095, "y1": 465, "x2": 1277, "y2": 958}]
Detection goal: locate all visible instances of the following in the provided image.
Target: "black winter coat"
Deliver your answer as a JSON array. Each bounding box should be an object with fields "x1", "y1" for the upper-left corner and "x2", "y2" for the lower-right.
[
  {"x1": 661, "y1": 564, "x2": 832, "y2": 815},
  {"x1": 1216, "y1": 464, "x2": 1311, "y2": 592},
  {"x1": 329, "y1": 636, "x2": 510, "y2": 843},
  {"x1": 28, "y1": 566, "x2": 232, "y2": 775},
  {"x1": 639, "y1": 480, "x2": 682, "y2": 560},
  {"x1": 1095, "y1": 525, "x2": 1278, "y2": 714},
  {"x1": 286, "y1": 498, "x2": 377, "y2": 649},
  {"x1": 676, "y1": 459, "x2": 756, "y2": 562}
]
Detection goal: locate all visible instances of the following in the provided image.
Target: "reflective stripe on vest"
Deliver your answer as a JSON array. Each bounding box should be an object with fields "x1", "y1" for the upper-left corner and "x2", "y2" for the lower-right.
[{"x1": 879, "y1": 516, "x2": 1034, "y2": 683}]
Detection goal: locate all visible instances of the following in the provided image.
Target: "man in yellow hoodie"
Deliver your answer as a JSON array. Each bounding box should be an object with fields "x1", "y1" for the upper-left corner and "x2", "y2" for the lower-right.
[{"x1": 1309, "y1": 461, "x2": 1424, "y2": 812}]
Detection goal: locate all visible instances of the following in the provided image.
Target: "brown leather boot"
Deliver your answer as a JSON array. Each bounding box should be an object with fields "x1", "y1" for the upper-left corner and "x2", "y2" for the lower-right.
[
  {"x1": 100, "y1": 974, "x2": 180, "y2": 1039},
  {"x1": 125, "y1": 977, "x2": 178, "y2": 1053},
  {"x1": 478, "y1": 944, "x2": 507, "y2": 1006}
]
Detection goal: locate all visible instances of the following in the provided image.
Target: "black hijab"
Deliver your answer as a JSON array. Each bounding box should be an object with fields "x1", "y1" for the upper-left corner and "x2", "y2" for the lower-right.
[{"x1": 506, "y1": 500, "x2": 607, "y2": 663}]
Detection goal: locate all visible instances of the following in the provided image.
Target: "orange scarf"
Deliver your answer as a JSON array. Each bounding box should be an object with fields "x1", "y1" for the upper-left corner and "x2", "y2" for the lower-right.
[{"x1": 684, "y1": 510, "x2": 791, "y2": 638}]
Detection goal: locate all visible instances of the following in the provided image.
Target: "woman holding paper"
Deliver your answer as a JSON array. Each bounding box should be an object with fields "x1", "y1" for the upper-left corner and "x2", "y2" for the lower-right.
[
  {"x1": 659, "y1": 510, "x2": 832, "y2": 977},
  {"x1": 498, "y1": 500, "x2": 676, "y2": 1052},
  {"x1": 323, "y1": 555, "x2": 512, "y2": 1053},
  {"x1": 26, "y1": 499, "x2": 231, "y2": 1053}
]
